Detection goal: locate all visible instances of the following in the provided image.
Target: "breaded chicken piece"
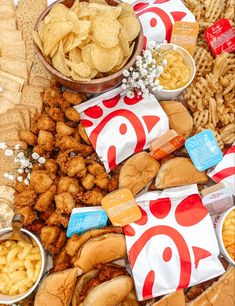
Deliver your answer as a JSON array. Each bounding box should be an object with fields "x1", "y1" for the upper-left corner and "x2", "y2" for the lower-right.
[
  {"x1": 40, "y1": 225, "x2": 66, "y2": 254},
  {"x1": 55, "y1": 192, "x2": 75, "y2": 215},
  {"x1": 15, "y1": 206, "x2": 37, "y2": 226},
  {"x1": 47, "y1": 212, "x2": 69, "y2": 228},
  {"x1": 19, "y1": 130, "x2": 37, "y2": 146},
  {"x1": 36, "y1": 114, "x2": 56, "y2": 132},
  {"x1": 75, "y1": 188, "x2": 104, "y2": 206},
  {"x1": 35, "y1": 185, "x2": 56, "y2": 212},
  {"x1": 38, "y1": 130, "x2": 55, "y2": 151},
  {"x1": 57, "y1": 177, "x2": 82, "y2": 195},
  {"x1": 14, "y1": 188, "x2": 37, "y2": 208},
  {"x1": 56, "y1": 151, "x2": 87, "y2": 178},
  {"x1": 30, "y1": 170, "x2": 53, "y2": 193}
]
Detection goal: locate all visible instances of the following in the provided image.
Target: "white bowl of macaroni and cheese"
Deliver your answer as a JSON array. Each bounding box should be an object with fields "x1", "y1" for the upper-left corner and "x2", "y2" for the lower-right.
[
  {"x1": 154, "y1": 43, "x2": 196, "y2": 101},
  {"x1": 0, "y1": 228, "x2": 46, "y2": 304}
]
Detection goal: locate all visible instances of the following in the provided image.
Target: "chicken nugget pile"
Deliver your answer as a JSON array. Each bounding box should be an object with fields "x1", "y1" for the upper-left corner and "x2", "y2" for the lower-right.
[{"x1": 14, "y1": 79, "x2": 119, "y2": 255}]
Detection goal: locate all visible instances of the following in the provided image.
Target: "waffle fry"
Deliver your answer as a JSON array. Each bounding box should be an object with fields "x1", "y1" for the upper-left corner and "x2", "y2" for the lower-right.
[
  {"x1": 203, "y1": 0, "x2": 224, "y2": 22},
  {"x1": 193, "y1": 110, "x2": 209, "y2": 129},
  {"x1": 194, "y1": 46, "x2": 214, "y2": 76},
  {"x1": 220, "y1": 123, "x2": 235, "y2": 144}
]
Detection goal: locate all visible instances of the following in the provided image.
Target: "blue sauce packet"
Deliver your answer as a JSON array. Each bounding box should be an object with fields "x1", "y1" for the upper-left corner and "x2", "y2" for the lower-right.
[
  {"x1": 66, "y1": 207, "x2": 108, "y2": 238},
  {"x1": 185, "y1": 130, "x2": 223, "y2": 172}
]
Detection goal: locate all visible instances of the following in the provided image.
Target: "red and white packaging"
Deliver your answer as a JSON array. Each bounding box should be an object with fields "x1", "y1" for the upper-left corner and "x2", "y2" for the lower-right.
[
  {"x1": 75, "y1": 87, "x2": 169, "y2": 172},
  {"x1": 204, "y1": 18, "x2": 235, "y2": 57},
  {"x1": 124, "y1": 185, "x2": 225, "y2": 300},
  {"x1": 132, "y1": 0, "x2": 195, "y2": 48},
  {"x1": 208, "y1": 143, "x2": 235, "y2": 194}
]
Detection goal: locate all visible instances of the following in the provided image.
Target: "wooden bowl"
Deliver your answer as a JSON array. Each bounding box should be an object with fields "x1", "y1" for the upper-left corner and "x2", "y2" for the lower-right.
[{"x1": 34, "y1": 0, "x2": 143, "y2": 94}]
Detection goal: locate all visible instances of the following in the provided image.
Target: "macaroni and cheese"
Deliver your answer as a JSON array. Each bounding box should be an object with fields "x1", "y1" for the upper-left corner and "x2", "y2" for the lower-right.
[{"x1": 0, "y1": 240, "x2": 42, "y2": 296}]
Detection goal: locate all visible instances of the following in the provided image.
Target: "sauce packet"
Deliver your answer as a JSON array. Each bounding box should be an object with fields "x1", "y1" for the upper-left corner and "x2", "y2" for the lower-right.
[
  {"x1": 66, "y1": 207, "x2": 108, "y2": 238},
  {"x1": 170, "y1": 21, "x2": 199, "y2": 55},
  {"x1": 185, "y1": 130, "x2": 223, "y2": 172},
  {"x1": 204, "y1": 18, "x2": 235, "y2": 57},
  {"x1": 150, "y1": 130, "x2": 185, "y2": 160},
  {"x1": 202, "y1": 184, "x2": 234, "y2": 216},
  {"x1": 101, "y1": 188, "x2": 142, "y2": 227}
]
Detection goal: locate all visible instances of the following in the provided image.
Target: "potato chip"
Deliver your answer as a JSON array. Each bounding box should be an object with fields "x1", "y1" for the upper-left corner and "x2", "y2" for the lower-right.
[
  {"x1": 52, "y1": 41, "x2": 70, "y2": 77},
  {"x1": 119, "y1": 32, "x2": 130, "y2": 56},
  {"x1": 66, "y1": 60, "x2": 91, "y2": 78},
  {"x1": 72, "y1": 20, "x2": 91, "y2": 38},
  {"x1": 49, "y1": 3, "x2": 69, "y2": 22},
  {"x1": 78, "y1": 35, "x2": 92, "y2": 48},
  {"x1": 91, "y1": 43, "x2": 120, "y2": 72},
  {"x1": 32, "y1": 31, "x2": 44, "y2": 54},
  {"x1": 92, "y1": 16, "x2": 120, "y2": 48},
  {"x1": 103, "y1": 6, "x2": 122, "y2": 19},
  {"x1": 43, "y1": 21, "x2": 73, "y2": 56},
  {"x1": 69, "y1": 48, "x2": 82, "y2": 63},
  {"x1": 70, "y1": 70, "x2": 90, "y2": 82},
  {"x1": 119, "y1": 16, "x2": 141, "y2": 42},
  {"x1": 50, "y1": 44, "x2": 59, "y2": 58},
  {"x1": 112, "y1": 42, "x2": 135, "y2": 72},
  {"x1": 119, "y1": 3, "x2": 135, "y2": 18},
  {"x1": 81, "y1": 43, "x2": 96, "y2": 69}
]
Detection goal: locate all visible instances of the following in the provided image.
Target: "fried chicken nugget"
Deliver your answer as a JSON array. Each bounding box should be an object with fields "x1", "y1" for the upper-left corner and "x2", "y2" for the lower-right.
[
  {"x1": 26, "y1": 220, "x2": 45, "y2": 235},
  {"x1": 76, "y1": 188, "x2": 104, "y2": 206},
  {"x1": 56, "y1": 122, "x2": 75, "y2": 136},
  {"x1": 94, "y1": 173, "x2": 110, "y2": 190},
  {"x1": 15, "y1": 206, "x2": 37, "y2": 226},
  {"x1": 35, "y1": 185, "x2": 56, "y2": 212},
  {"x1": 37, "y1": 114, "x2": 56, "y2": 132},
  {"x1": 56, "y1": 151, "x2": 87, "y2": 177},
  {"x1": 47, "y1": 212, "x2": 69, "y2": 228},
  {"x1": 19, "y1": 130, "x2": 37, "y2": 146},
  {"x1": 14, "y1": 188, "x2": 37, "y2": 208},
  {"x1": 30, "y1": 170, "x2": 53, "y2": 193},
  {"x1": 87, "y1": 160, "x2": 106, "y2": 176},
  {"x1": 43, "y1": 88, "x2": 62, "y2": 107},
  {"x1": 40, "y1": 225, "x2": 66, "y2": 255},
  {"x1": 52, "y1": 248, "x2": 71, "y2": 272},
  {"x1": 55, "y1": 135, "x2": 93, "y2": 156},
  {"x1": 57, "y1": 177, "x2": 82, "y2": 195},
  {"x1": 38, "y1": 205, "x2": 55, "y2": 221},
  {"x1": 63, "y1": 91, "x2": 83, "y2": 105},
  {"x1": 81, "y1": 173, "x2": 95, "y2": 190},
  {"x1": 55, "y1": 192, "x2": 75, "y2": 215},
  {"x1": 78, "y1": 124, "x2": 91, "y2": 145},
  {"x1": 38, "y1": 130, "x2": 55, "y2": 151},
  {"x1": 65, "y1": 108, "x2": 80, "y2": 122},
  {"x1": 33, "y1": 145, "x2": 51, "y2": 159},
  {"x1": 45, "y1": 159, "x2": 58, "y2": 175},
  {"x1": 47, "y1": 106, "x2": 65, "y2": 122}
]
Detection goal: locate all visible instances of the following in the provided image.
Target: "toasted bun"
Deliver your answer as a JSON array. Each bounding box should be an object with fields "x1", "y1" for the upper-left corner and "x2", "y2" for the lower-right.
[
  {"x1": 160, "y1": 101, "x2": 193, "y2": 138},
  {"x1": 121, "y1": 290, "x2": 139, "y2": 305},
  {"x1": 155, "y1": 157, "x2": 208, "y2": 189},
  {"x1": 35, "y1": 268, "x2": 78, "y2": 306},
  {"x1": 152, "y1": 291, "x2": 185, "y2": 306},
  {"x1": 80, "y1": 275, "x2": 133, "y2": 306},
  {"x1": 119, "y1": 152, "x2": 160, "y2": 196},
  {"x1": 73, "y1": 233, "x2": 126, "y2": 272},
  {"x1": 187, "y1": 267, "x2": 235, "y2": 305}
]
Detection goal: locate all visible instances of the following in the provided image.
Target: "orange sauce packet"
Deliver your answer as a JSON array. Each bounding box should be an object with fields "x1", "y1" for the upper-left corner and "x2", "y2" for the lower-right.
[
  {"x1": 170, "y1": 21, "x2": 199, "y2": 55},
  {"x1": 101, "y1": 189, "x2": 141, "y2": 227}
]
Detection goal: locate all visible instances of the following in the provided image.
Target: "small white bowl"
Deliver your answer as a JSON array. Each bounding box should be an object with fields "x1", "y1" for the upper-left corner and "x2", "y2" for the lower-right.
[
  {"x1": 0, "y1": 228, "x2": 46, "y2": 305},
  {"x1": 215, "y1": 206, "x2": 235, "y2": 265},
  {"x1": 154, "y1": 43, "x2": 196, "y2": 101}
]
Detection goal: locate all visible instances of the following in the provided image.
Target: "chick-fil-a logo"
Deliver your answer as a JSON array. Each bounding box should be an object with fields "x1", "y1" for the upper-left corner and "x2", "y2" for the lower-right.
[
  {"x1": 81, "y1": 93, "x2": 162, "y2": 171},
  {"x1": 124, "y1": 194, "x2": 213, "y2": 299},
  {"x1": 133, "y1": 0, "x2": 193, "y2": 48}
]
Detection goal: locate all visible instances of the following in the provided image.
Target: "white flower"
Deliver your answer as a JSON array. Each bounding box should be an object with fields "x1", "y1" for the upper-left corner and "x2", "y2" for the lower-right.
[
  {"x1": 17, "y1": 176, "x2": 23, "y2": 182},
  {"x1": 4, "y1": 149, "x2": 14, "y2": 157},
  {"x1": 17, "y1": 168, "x2": 24, "y2": 174},
  {"x1": 32, "y1": 152, "x2": 40, "y2": 160},
  {"x1": 158, "y1": 66, "x2": 164, "y2": 73},
  {"x1": 3, "y1": 173, "x2": 9, "y2": 179},
  {"x1": 123, "y1": 70, "x2": 130, "y2": 77},
  {"x1": 126, "y1": 90, "x2": 135, "y2": 99},
  {"x1": 17, "y1": 152, "x2": 25, "y2": 159},
  {"x1": 122, "y1": 78, "x2": 127, "y2": 83},
  {"x1": 15, "y1": 144, "x2": 20, "y2": 150},
  {"x1": 38, "y1": 157, "x2": 46, "y2": 164},
  {"x1": 27, "y1": 173, "x2": 31, "y2": 180},
  {"x1": 8, "y1": 174, "x2": 14, "y2": 181},
  {"x1": 25, "y1": 168, "x2": 29, "y2": 173},
  {"x1": 136, "y1": 55, "x2": 142, "y2": 61},
  {"x1": 132, "y1": 72, "x2": 139, "y2": 80},
  {"x1": 149, "y1": 40, "x2": 157, "y2": 50},
  {"x1": 24, "y1": 179, "x2": 29, "y2": 186},
  {"x1": 0, "y1": 142, "x2": 7, "y2": 150},
  {"x1": 28, "y1": 162, "x2": 33, "y2": 169},
  {"x1": 162, "y1": 59, "x2": 167, "y2": 66},
  {"x1": 20, "y1": 159, "x2": 30, "y2": 168},
  {"x1": 129, "y1": 67, "x2": 133, "y2": 71}
]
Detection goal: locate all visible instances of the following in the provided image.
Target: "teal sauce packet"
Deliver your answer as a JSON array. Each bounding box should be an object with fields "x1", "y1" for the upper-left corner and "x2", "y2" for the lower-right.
[
  {"x1": 185, "y1": 129, "x2": 223, "y2": 172},
  {"x1": 66, "y1": 206, "x2": 108, "y2": 238}
]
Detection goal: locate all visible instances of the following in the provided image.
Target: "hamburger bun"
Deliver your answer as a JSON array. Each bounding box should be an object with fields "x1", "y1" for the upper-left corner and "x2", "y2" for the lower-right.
[
  {"x1": 119, "y1": 152, "x2": 160, "y2": 196},
  {"x1": 73, "y1": 233, "x2": 127, "y2": 272},
  {"x1": 152, "y1": 290, "x2": 185, "y2": 306},
  {"x1": 186, "y1": 266, "x2": 234, "y2": 305},
  {"x1": 160, "y1": 101, "x2": 193, "y2": 138},
  {"x1": 155, "y1": 157, "x2": 208, "y2": 189},
  {"x1": 34, "y1": 268, "x2": 78, "y2": 306},
  {"x1": 72, "y1": 264, "x2": 134, "y2": 306}
]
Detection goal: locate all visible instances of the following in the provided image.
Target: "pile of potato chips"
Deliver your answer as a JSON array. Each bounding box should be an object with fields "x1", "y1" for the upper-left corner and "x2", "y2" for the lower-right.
[{"x1": 33, "y1": 0, "x2": 141, "y2": 82}]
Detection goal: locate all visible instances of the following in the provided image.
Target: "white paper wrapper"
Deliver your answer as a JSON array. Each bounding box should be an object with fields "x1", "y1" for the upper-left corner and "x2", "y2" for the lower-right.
[
  {"x1": 75, "y1": 87, "x2": 169, "y2": 172},
  {"x1": 208, "y1": 143, "x2": 235, "y2": 194},
  {"x1": 124, "y1": 185, "x2": 225, "y2": 301},
  {"x1": 132, "y1": 0, "x2": 195, "y2": 47}
]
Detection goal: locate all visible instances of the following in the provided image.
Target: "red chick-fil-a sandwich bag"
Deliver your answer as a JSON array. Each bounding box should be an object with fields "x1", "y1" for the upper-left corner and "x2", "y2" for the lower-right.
[
  {"x1": 124, "y1": 184, "x2": 225, "y2": 300},
  {"x1": 75, "y1": 87, "x2": 169, "y2": 172}
]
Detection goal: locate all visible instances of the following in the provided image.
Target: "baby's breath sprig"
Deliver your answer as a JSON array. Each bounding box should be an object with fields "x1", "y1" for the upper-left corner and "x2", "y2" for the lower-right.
[
  {"x1": 122, "y1": 40, "x2": 169, "y2": 98},
  {"x1": 0, "y1": 142, "x2": 45, "y2": 186}
]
